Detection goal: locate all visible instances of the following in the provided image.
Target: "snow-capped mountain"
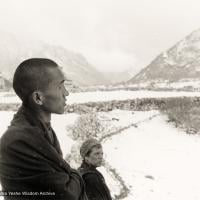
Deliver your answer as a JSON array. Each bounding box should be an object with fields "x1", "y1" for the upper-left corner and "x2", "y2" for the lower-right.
[
  {"x1": 128, "y1": 29, "x2": 200, "y2": 89},
  {"x1": 0, "y1": 31, "x2": 108, "y2": 86}
]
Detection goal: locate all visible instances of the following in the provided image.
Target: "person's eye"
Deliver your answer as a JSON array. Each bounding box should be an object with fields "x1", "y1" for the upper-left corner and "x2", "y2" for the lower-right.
[{"x1": 59, "y1": 83, "x2": 65, "y2": 89}]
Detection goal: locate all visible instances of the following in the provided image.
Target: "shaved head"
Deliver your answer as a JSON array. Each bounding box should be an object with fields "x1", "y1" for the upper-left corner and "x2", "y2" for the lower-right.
[{"x1": 13, "y1": 58, "x2": 59, "y2": 103}]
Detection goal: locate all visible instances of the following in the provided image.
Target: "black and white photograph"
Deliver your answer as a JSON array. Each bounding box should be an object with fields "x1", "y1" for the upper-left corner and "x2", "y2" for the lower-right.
[{"x1": 0, "y1": 0, "x2": 200, "y2": 199}]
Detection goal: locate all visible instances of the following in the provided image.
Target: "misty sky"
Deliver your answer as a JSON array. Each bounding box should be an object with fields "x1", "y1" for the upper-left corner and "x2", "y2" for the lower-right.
[{"x1": 1, "y1": 0, "x2": 200, "y2": 75}]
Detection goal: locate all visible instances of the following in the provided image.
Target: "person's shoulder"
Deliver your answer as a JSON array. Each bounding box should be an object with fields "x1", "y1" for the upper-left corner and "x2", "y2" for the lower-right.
[
  {"x1": 3, "y1": 121, "x2": 39, "y2": 136},
  {"x1": 0, "y1": 124, "x2": 40, "y2": 149},
  {"x1": 81, "y1": 172, "x2": 100, "y2": 186},
  {"x1": 78, "y1": 167, "x2": 98, "y2": 179}
]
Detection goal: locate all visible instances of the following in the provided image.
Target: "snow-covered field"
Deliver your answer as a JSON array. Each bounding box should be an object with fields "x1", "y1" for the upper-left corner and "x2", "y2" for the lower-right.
[
  {"x1": 0, "y1": 109, "x2": 200, "y2": 200},
  {"x1": 126, "y1": 80, "x2": 200, "y2": 89},
  {"x1": 103, "y1": 110, "x2": 200, "y2": 200},
  {"x1": 1, "y1": 90, "x2": 200, "y2": 104}
]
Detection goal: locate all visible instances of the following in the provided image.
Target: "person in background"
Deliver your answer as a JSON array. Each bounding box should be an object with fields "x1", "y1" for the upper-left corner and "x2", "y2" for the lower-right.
[
  {"x1": 78, "y1": 138, "x2": 112, "y2": 200},
  {"x1": 0, "y1": 58, "x2": 87, "y2": 200}
]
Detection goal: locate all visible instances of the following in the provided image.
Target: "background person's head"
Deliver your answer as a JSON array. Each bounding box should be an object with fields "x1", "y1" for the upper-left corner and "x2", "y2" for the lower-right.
[
  {"x1": 13, "y1": 58, "x2": 69, "y2": 114},
  {"x1": 80, "y1": 138, "x2": 103, "y2": 167}
]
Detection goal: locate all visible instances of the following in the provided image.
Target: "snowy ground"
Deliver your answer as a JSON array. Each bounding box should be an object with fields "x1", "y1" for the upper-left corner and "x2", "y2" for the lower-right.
[
  {"x1": 0, "y1": 109, "x2": 200, "y2": 200},
  {"x1": 1, "y1": 90, "x2": 200, "y2": 104},
  {"x1": 126, "y1": 79, "x2": 200, "y2": 89},
  {"x1": 103, "y1": 110, "x2": 200, "y2": 200}
]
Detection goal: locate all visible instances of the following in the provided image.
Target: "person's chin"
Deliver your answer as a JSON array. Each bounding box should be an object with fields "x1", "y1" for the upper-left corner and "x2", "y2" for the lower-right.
[
  {"x1": 60, "y1": 104, "x2": 66, "y2": 113},
  {"x1": 55, "y1": 108, "x2": 65, "y2": 114},
  {"x1": 59, "y1": 109, "x2": 65, "y2": 114}
]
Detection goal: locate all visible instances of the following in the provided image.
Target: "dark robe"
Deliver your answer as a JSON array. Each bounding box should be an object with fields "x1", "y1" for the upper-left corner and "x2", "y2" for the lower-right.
[
  {"x1": 0, "y1": 105, "x2": 87, "y2": 200},
  {"x1": 78, "y1": 162, "x2": 112, "y2": 200}
]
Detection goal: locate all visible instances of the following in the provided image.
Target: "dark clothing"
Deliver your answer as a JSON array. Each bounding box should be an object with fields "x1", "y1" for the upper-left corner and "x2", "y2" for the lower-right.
[
  {"x1": 0, "y1": 105, "x2": 87, "y2": 200},
  {"x1": 78, "y1": 162, "x2": 112, "y2": 200}
]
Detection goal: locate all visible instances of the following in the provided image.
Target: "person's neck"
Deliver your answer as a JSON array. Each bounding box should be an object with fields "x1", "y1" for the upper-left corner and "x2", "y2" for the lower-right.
[
  {"x1": 29, "y1": 106, "x2": 51, "y2": 123},
  {"x1": 22, "y1": 103, "x2": 51, "y2": 124},
  {"x1": 83, "y1": 161, "x2": 96, "y2": 169},
  {"x1": 37, "y1": 110, "x2": 51, "y2": 123}
]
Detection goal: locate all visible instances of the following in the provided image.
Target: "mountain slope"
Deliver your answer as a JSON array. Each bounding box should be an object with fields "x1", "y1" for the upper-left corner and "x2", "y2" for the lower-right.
[
  {"x1": 0, "y1": 31, "x2": 108, "y2": 86},
  {"x1": 128, "y1": 29, "x2": 200, "y2": 87}
]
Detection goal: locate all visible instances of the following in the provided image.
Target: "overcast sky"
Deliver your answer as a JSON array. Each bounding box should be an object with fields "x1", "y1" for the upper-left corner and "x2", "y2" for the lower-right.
[{"x1": 1, "y1": 0, "x2": 200, "y2": 74}]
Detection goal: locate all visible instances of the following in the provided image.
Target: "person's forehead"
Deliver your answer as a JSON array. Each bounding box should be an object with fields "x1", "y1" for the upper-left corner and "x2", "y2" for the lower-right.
[
  {"x1": 91, "y1": 146, "x2": 103, "y2": 153},
  {"x1": 47, "y1": 67, "x2": 65, "y2": 82}
]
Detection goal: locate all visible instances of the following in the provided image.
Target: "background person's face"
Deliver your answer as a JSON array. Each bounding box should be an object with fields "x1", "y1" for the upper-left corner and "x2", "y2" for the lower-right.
[
  {"x1": 85, "y1": 146, "x2": 103, "y2": 167},
  {"x1": 41, "y1": 67, "x2": 69, "y2": 114}
]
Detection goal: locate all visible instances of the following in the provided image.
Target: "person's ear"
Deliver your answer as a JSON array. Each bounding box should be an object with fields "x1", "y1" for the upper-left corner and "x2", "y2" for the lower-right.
[{"x1": 32, "y1": 91, "x2": 44, "y2": 105}]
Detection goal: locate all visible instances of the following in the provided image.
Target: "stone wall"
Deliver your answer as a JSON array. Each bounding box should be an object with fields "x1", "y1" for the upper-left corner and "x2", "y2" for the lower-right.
[{"x1": 1, "y1": 97, "x2": 200, "y2": 113}]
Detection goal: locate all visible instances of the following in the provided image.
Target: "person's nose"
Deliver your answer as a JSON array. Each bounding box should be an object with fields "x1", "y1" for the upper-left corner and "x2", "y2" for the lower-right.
[
  {"x1": 99, "y1": 153, "x2": 103, "y2": 160},
  {"x1": 63, "y1": 86, "x2": 69, "y2": 97}
]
